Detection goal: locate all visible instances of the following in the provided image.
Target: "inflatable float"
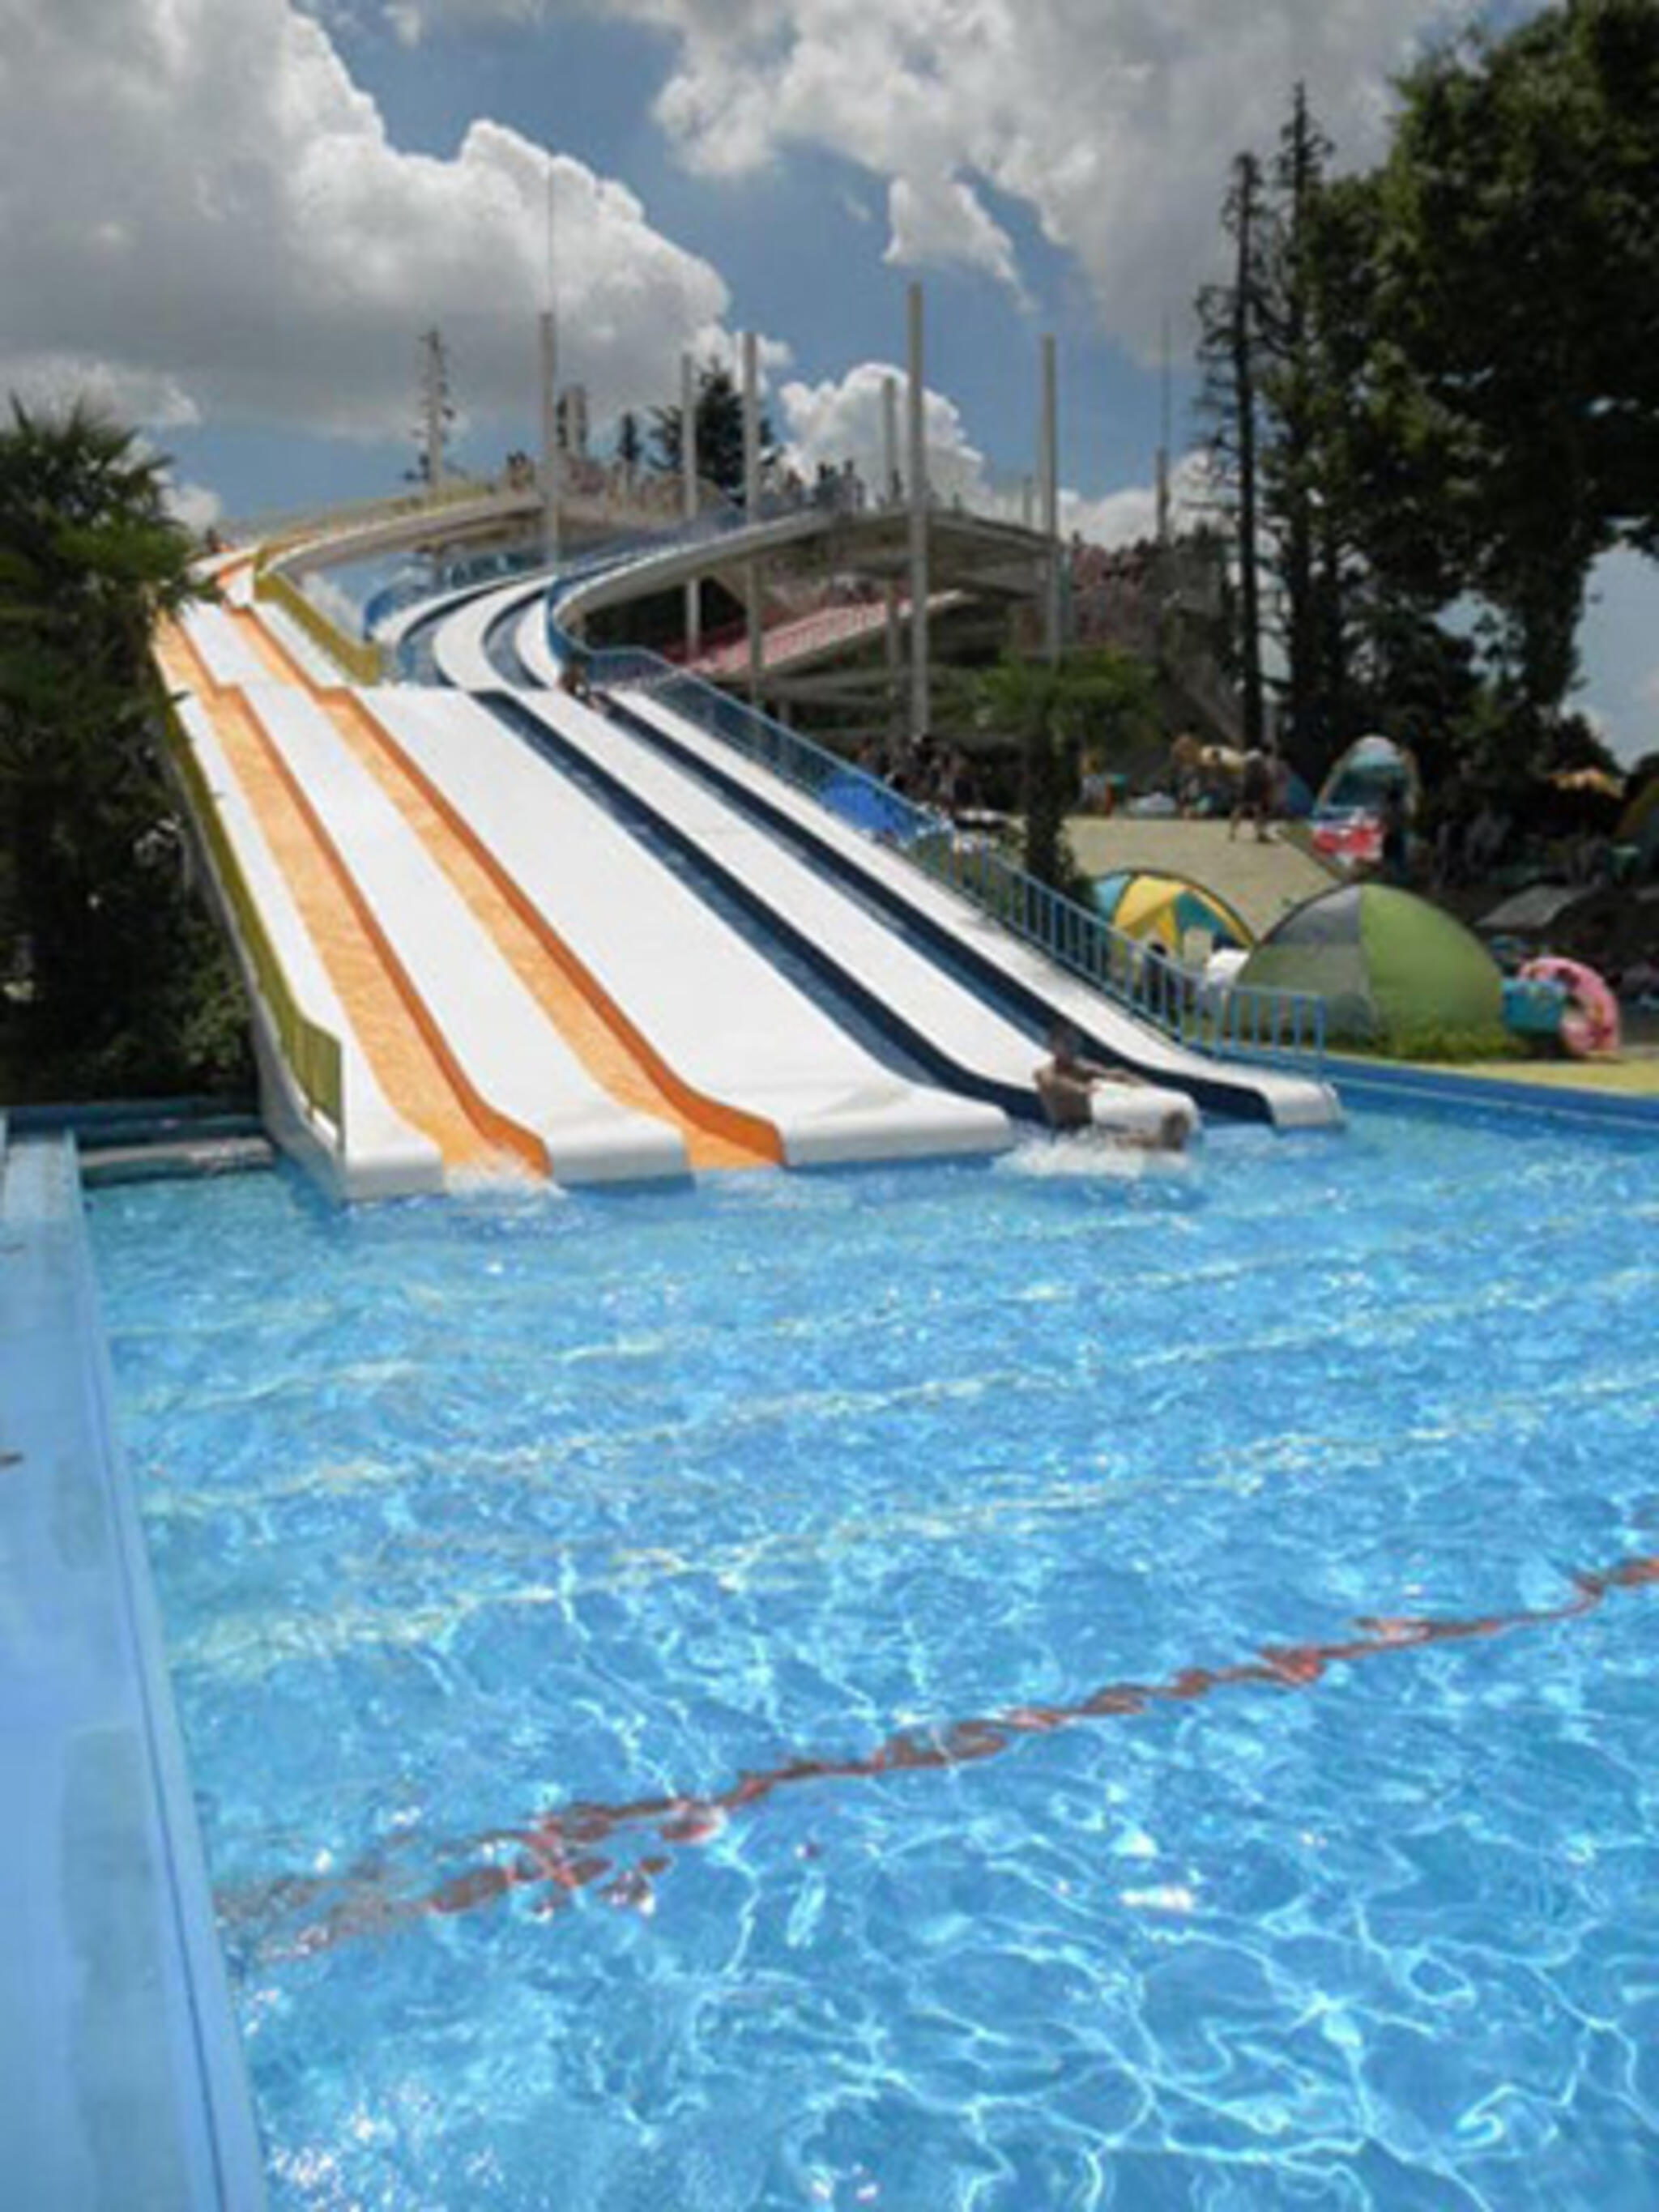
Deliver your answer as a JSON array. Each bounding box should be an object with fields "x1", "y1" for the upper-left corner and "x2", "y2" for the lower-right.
[{"x1": 1519, "y1": 956, "x2": 1621, "y2": 1058}]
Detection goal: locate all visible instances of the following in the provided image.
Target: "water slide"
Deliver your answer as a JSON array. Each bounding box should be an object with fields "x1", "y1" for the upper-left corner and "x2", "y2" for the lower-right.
[
  {"x1": 411, "y1": 573, "x2": 1331, "y2": 1128},
  {"x1": 356, "y1": 687, "x2": 1010, "y2": 1166},
  {"x1": 240, "y1": 682, "x2": 693, "y2": 1185},
  {"x1": 164, "y1": 603, "x2": 703, "y2": 1189},
  {"x1": 167, "y1": 590, "x2": 1013, "y2": 1190},
  {"x1": 505, "y1": 688, "x2": 1200, "y2": 1141},
  {"x1": 608, "y1": 688, "x2": 1339, "y2": 1131}
]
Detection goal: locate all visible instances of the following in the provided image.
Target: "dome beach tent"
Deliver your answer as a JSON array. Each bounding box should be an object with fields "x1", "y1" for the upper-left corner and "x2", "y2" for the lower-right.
[
  {"x1": 1239, "y1": 884, "x2": 1503, "y2": 1051},
  {"x1": 1315, "y1": 734, "x2": 1422, "y2": 818},
  {"x1": 1090, "y1": 872, "x2": 1255, "y2": 957}
]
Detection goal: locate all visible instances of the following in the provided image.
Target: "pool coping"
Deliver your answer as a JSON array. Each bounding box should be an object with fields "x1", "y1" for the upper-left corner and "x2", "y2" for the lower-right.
[
  {"x1": 0, "y1": 1129, "x2": 267, "y2": 2210},
  {"x1": 1327, "y1": 1053, "x2": 1659, "y2": 1131}
]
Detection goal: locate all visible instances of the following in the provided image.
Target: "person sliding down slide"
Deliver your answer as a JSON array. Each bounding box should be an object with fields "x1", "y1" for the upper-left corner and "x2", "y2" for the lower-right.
[{"x1": 1034, "y1": 1025, "x2": 1197, "y2": 1150}]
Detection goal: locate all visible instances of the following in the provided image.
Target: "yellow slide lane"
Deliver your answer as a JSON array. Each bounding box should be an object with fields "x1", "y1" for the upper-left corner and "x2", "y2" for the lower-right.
[
  {"x1": 232, "y1": 607, "x2": 781, "y2": 1174},
  {"x1": 156, "y1": 621, "x2": 517, "y2": 1178}
]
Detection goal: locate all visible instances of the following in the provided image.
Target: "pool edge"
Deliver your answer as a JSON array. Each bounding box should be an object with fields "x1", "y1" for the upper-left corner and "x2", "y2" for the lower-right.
[{"x1": 0, "y1": 1133, "x2": 268, "y2": 2210}]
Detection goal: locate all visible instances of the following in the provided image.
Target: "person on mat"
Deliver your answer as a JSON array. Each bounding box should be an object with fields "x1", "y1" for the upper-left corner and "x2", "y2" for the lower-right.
[{"x1": 1034, "y1": 1024, "x2": 1188, "y2": 1149}]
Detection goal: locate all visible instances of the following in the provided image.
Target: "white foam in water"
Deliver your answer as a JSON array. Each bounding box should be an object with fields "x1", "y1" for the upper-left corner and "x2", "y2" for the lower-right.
[
  {"x1": 996, "y1": 1132, "x2": 1195, "y2": 1183},
  {"x1": 444, "y1": 1157, "x2": 561, "y2": 1203}
]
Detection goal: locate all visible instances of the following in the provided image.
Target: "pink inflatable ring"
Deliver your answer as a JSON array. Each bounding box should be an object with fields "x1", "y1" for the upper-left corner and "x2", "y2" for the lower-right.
[{"x1": 1520, "y1": 956, "x2": 1622, "y2": 1058}]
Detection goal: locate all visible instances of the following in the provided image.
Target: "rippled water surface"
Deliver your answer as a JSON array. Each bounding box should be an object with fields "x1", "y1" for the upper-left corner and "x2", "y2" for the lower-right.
[{"x1": 93, "y1": 1111, "x2": 1659, "y2": 2210}]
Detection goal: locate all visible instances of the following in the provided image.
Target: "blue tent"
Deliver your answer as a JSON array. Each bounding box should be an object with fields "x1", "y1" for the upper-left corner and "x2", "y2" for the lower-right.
[{"x1": 821, "y1": 773, "x2": 919, "y2": 840}]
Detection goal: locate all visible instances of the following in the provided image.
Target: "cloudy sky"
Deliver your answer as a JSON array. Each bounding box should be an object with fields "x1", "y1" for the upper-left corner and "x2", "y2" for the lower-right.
[{"x1": 3, "y1": 0, "x2": 1653, "y2": 753}]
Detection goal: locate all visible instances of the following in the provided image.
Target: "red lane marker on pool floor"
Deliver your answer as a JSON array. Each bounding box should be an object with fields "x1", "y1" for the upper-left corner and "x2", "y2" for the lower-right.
[{"x1": 227, "y1": 1549, "x2": 1659, "y2": 1954}]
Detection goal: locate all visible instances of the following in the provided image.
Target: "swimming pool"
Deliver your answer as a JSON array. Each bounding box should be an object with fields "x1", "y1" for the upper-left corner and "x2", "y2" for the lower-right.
[{"x1": 93, "y1": 1110, "x2": 1659, "y2": 2210}]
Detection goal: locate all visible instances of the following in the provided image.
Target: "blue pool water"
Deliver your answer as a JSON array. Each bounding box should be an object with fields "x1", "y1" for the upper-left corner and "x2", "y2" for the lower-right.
[{"x1": 93, "y1": 1111, "x2": 1659, "y2": 2210}]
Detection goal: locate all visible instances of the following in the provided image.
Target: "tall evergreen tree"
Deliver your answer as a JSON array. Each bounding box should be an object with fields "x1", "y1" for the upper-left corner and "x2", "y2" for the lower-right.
[
  {"x1": 650, "y1": 360, "x2": 775, "y2": 505},
  {"x1": 1196, "y1": 153, "x2": 1269, "y2": 752},
  {"x1": 1257, "y1": 86, "x2": 1333, "y2": 776},
  {"x1": 1370, "y1": 0, "x2": 1659, "y2": 722}
]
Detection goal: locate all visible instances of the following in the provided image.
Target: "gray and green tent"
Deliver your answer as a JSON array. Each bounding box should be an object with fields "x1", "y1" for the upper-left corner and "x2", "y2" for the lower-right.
[{"x1": 1239, "y1": 885, "x2": 1503, "y2": 1051}]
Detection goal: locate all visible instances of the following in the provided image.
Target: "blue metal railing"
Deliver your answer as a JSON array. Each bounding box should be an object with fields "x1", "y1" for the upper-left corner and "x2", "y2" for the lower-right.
[{"x1": 585, "y1": 647, "x2": 1326, "y2": 1072}]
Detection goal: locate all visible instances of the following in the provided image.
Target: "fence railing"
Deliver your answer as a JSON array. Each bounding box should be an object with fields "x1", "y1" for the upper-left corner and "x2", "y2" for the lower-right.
[
  {"x1": 225, "y1": 476, "x2": 503, "y2": 554},
  {"x1": 586, "y1": 648, "x2": 1326, "y2": 1072},
  {"x1": 164, "y1": 707, "x2": 346, "y2": 1135}
]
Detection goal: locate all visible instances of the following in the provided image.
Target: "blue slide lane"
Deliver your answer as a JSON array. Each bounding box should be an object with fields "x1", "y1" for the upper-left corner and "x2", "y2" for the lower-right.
[{"x1": 0, "y1": 1134, "x2": 266, "y2": 2210}]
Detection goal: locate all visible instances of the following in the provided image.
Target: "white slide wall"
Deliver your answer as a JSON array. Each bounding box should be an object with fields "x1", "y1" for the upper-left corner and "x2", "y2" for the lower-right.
[
  {"x1": 362, "y1": 688, "x2": 1012, "y2": 1166},
  {"x1": 176, "y1": 698, "x2": 443, "y2": 1200},
  {"x1": 429, "y1": 578, "x2": 547, "y2": 690}
]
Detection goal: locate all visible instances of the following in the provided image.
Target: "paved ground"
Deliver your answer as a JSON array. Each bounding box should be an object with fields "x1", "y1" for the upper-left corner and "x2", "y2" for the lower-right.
[{"x1": 1066, "y1": 816, "x2": 1336, "y2": 936}]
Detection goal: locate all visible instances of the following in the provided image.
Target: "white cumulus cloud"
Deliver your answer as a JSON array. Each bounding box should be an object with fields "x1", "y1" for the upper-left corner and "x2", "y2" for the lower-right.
[
  {"x1": 779, "y1": 360, "x2": 1213, "y2": 543},
  {"x1": 0, "y1": 0, "x2": 744, "y2": 443},
  {"x1": 391, "y1": 0, "x2": 1481, "y2": 348}
]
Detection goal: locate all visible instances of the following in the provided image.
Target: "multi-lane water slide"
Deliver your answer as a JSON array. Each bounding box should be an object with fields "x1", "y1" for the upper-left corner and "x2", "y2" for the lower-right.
[
  {"x1": 411, "y1": 562, "x2": 1337, "y2": 1131},
  {"x1": 161, "y1": 531, "x2": 1337, "y2": 1200},
  {"x1": 162, "y1": 577, "x2": 1009, "y2": 1196}
]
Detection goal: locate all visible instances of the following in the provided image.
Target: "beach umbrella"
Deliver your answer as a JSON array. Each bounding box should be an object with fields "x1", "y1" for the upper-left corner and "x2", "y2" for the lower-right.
[
  {"x1": 1550, "y1": 767, "x2": 1624, "y2": 800},
  {"x1": 1090, "y1": 871, "x2": 1253, "y2": 954},
  {"x1": 1239, "y1": 884, "x2": 1502, "y2": 1050}
]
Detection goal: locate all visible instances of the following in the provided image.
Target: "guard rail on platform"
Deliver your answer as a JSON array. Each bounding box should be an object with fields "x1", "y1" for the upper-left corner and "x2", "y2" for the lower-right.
[
  {"x1": 164, "y1": 710, "x2": 346, "y2": 1134},
  {"x1": 587, "y1": 650, "x2": 1326, "y2": 1073}
]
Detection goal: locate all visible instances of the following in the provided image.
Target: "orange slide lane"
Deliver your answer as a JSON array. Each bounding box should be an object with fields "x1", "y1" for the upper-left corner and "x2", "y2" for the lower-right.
[
  {"x1": 232, "y1": 605, "x2": 781, "y2": 1174},
  {"x1": 155, "y1": 621, "x2": 512, "y2": 1178}
]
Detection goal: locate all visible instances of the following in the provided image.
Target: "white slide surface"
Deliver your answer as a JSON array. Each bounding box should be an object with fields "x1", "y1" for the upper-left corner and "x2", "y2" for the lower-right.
[
  {"x1": 617, "y1": 690, "x2": 1341, "y2": 1132},
  {"x1": 177, "y1": 698, "x2": 444, "y2": 1200},
  {"x1": 360, "y1": 687, "x2": 1012, "y2": 1167},
  {"x1": 181, "y1": 603, "x2": 271, "y2": 688},
  {"x1": 512, "y1": 691, "x2": 1197, "y2": 1142},
  {"x1": 242, "y1": 683, "x2": 688, "y2": 1185},
  {"x1": 429, "y1": 577, "x2": 548, "y2": 690}
]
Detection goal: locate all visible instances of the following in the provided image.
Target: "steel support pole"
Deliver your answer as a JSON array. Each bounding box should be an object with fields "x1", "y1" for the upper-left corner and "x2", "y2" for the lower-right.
[
  {"x1": 906, "y1": 283, "x2": 929, "y2": 749},
  {"x1": 881, "y1": 373, "x2": 902, "y2": 745},
  {"x1": 681, "y1": 350, "x2": 701, "y2": 658},
  {"x1": 743, "y1": 330, "x2": 762, "y2": 707},
  {"x1": 539, "y1": 312, "x2": 560, "y2": 566},
  {"x1": 1040, "y1": 333, "x2": 1060, "y2": 667}
]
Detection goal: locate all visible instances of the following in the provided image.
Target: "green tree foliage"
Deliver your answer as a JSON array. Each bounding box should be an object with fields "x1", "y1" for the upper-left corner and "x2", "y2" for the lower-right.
[
  {"x1": 1204, "y1": 6, "x2": 1659, "y2": 782},
  {"x1": 0, "y1": 399, "x2": 245, "y2": 1092},
  {"x1": 1371, "y1": 3, "x2": 1658, "y2": 713},
  {"x1": 970, "y1": 650, "x2": 1161, "y2": 893},
  {"x1": 650, "y1": 360, "x2": 776, "y2": 505}
]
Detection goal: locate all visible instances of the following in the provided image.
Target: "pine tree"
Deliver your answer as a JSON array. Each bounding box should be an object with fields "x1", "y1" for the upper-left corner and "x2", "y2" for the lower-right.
[
  {"x1": 650, "y1": 360, "x2": 775, "y2": 505},
  {"x1": 1196, "y1": 153, "x2": 1269, "y2": 752}
]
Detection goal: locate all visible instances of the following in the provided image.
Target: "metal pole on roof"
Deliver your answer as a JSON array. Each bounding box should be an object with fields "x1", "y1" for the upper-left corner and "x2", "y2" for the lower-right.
[
  {"x1": 539, "y1": 162, "x2": 561, "y2": 568},
  {"x1": 1040, "y1": 332, "x2": 1060, "y2": 667},
  {"x1": 881, "y1": 373, "x2": 902, "y2": 746},
  {"x1": 906, "y1": 282, "x2": 930, "y2": 748},
  {"x1": 680, "y1": 349, "x2": 701, "y2": 658},
  {"x1": 742, "y1": 330, "x2": 762, "y2": 708}
]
